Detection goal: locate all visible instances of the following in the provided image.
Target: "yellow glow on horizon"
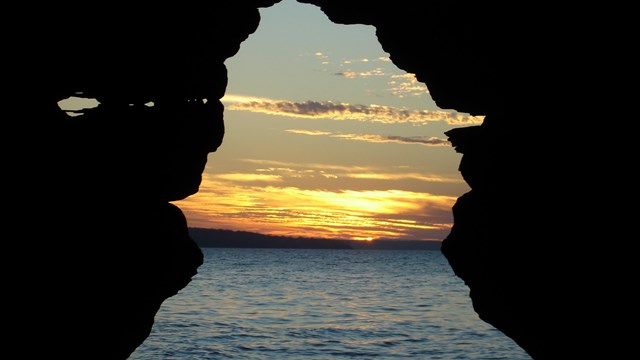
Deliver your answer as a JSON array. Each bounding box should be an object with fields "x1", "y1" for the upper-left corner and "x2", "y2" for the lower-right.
[
  {"x1": 173, "y1": 173, "x2": 457, "y2": 241},
  {"x1": 285, "y1": 129, "x2": 333, "y2": 136},
  {"x1": 353, "y1": 236, "x2": 374, "y2": 242},
  {"x1": 221, "y1": 94, "x2": 276, "y2": 104},
  {"x1": 347, "y1": 172, "x2": 464, "y2": 183},
  {"x1": 233, "y1": 159, "x2": 464, "y2": 185},
  {"x1": 241, "y1": 158, "x2": 376, "y2": 173},
  {"x1": 313, "y1": 189, "x2": 424, "y2": 214},
  {"x1": 213, "y1": 173, "x2": 283, "y2": 182}
]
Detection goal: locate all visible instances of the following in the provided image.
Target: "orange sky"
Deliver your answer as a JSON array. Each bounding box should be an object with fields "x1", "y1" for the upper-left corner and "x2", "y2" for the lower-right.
[{"x1": 172, "y1": 0, "x2": 479, "y2": 241}]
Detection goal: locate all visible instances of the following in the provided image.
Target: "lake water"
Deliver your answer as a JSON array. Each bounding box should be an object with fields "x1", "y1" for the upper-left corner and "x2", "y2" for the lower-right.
[{"x1": 129, "y1": 248, "x2": 531, "y2": 359}]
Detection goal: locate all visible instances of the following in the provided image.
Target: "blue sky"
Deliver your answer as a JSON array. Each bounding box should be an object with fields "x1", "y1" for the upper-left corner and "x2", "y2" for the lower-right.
[{"x1": 175, "y1": 0, "x2": 482, "y2": 240}]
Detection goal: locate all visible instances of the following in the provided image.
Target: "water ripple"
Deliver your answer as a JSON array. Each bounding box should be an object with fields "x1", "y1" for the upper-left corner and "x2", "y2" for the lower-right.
[{"x1": 130, "y1": 248, "x2": 531, "y2": 359}]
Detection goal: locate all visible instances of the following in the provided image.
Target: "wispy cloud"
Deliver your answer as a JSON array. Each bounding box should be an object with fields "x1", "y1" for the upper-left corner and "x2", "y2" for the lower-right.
[
  {"x1": 314, "y1": 51, "x2": 330, "y2": 65},
  {"x1": 321, "y1": 54, "x2": 429, "y2": 98},
  {"x1": 283, "y1": 129, "x2": 332, "y2": 136},
  {"x1": 221, "y1": 94, "x2": 483, "y2": 125},
  {"x1": 388, "y1": 73, "x2": 430, "y2": 98},
  {"x1": 341, "y1": 57, "x2": 390, "y2": 65},
  {"x1": 385, "y1": 135, "x2": 450, "y2": 146},
  {"x1": 174, "y1": 173, "x2": 457, "y2": 241},
  {"x1": 239, "y1": 158, "x2": 464, "y2": 184},
  {"x1": 332, "y1": 66, "x2": 422, "y2": 102},
  {"x1": 285, "y1": 129, "x2": 451, "y2": 147},
  {"x1": 311, "y1": 53, "x2": 431, "y2": 99},
  {"x1": 334, "y1": 68, "x2": 387, "y2": 78},
  {"x1": 347, "y1": 173, "x2": 461, "y2": 183},
  {"x1": 213, "y1": 173, "x2": 283, "y2": 182},
  {"x1": 241, "y1": 158, "x2": 376, "y2": 173},
  {"x1": 342, "y1": 58, "x2": 370, "y2": 64}
]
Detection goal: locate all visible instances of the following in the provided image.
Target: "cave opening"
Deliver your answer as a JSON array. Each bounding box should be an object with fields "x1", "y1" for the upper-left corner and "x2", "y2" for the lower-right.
[
  {"x1": 129, "y1": 1, "x2": 530, "y2": 359},
  {"x1": 10, "y1": 1, "x2": 616, "y2": 358},
  {"x1": 175, "y1": 0, "x2": 478, "y2": 243},
  {"x1": 13, "y1": 1, "x2": 611, "y2": 359}
]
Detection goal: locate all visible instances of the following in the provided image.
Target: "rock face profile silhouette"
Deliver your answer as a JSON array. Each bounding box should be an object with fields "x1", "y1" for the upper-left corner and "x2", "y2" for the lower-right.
[
  {"x1": 305, "y1": 1, "x2": 631, "y2": 359},
  {"x1": 7, "y1": 2, "x2": 279, "y2": 359},
  {"x1": 301, "y1": 1, "x2": 631, "y2": 359},
  {"x1": 7, "y1": 1, "x2": 621, "y2": 359}
]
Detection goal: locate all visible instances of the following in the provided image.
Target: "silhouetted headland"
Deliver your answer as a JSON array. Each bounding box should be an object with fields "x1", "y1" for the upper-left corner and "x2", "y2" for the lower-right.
[
  {"x1": 190, "y1": 228, "x2": 352, "y2": 249},
  {"x1": 190, "y1": 228, "x2": 441, "y2": 250}
]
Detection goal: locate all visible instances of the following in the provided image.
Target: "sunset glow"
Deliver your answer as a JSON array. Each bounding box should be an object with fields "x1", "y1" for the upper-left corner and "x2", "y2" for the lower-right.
[
  {"x1": 172, "y1": 0, "x2": 472, "y2": 242},
  {"x1": 176, "y1": 173, "x2": 456, "y2": 241}
]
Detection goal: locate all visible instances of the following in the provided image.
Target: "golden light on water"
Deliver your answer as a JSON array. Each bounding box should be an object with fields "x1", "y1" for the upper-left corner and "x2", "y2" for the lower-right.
[{"x1": 174, "y1": 173, "x2": 457, "y2": 241}]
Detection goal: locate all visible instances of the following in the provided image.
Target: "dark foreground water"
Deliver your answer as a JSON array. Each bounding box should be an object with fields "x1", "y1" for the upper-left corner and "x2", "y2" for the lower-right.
[{"x1": 130, "y1": 248, "x2": 531, "y2": 359}]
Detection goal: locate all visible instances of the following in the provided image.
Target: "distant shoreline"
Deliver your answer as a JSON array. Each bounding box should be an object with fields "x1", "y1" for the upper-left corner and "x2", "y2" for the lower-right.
[{"x1": 189, "y1": 228, "x2": 442, "y2": 251}]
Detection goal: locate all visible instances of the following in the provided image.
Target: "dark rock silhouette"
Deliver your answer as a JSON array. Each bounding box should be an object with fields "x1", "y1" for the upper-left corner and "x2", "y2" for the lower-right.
[
  {"x1": 190, "y1": 228, "x2": 441, "y2": 250},
  {"x1": 7, "y1": 0, "x2": 619, "y2": 359},
  {"x1": 8, "y1": 2, "x2": 280, "y2": 359},
  {"x1": 190, "y1": 228, "x2": 353, "y2": 249},
  {"x1": 300, "y1": 1, "x2": 619, "y2": 359}
]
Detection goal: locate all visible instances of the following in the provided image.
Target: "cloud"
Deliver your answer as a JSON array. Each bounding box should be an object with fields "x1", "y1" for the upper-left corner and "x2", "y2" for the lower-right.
[
  {"x1": 391, "y1": 74, "x2": 417, "y2": 79},
  {"x1": 327, "y1": 54, "x2": 429, "y2": 97},
  {"x1": 346, "y1": 173, "x2": 463, "y2": 183},
  {"x1": 239, "y1": 158, "x2": 464, "y2": 184},
  {"x1": 174, "y1": 173, "x2": 457, "y2": 241},
  {"x1": 221, "y1": 94, "x2": 483, "y2": 125},
  {"x1": 386, "y1": 135, "x2": 450, "y2": 146},
  {"x1": 334, "y1": 68, "x2": 387, "y2": 78},
  {"x1": 388, "y1": 73, "x2": 430, "y2": 98},
  {"x1": 286, "y1": 129, "x2": 451, "y2": 147},
  {"x1": 313, "y1": 53, "x2": 430, "y2": 99},
  {"x1": 341, "y1": 57, "x2": 375, "y2": 65},
  {"x1": 240, "y1": 158, "x2": 377, "y2": 173},
  {"x1": 213, "y1": 173, "x2": 283, "y2": 182},
  {"x1": 283, "y1": 129, "x2": 332, "y2": 136},
  {"x1": 314, "y1": 51, "x2": 330, "y2": 64}
]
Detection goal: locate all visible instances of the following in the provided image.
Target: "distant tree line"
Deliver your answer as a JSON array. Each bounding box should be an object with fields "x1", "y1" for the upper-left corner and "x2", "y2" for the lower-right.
[{"x1": 189, "y1": 228, "x2": 441, "y2": 250}]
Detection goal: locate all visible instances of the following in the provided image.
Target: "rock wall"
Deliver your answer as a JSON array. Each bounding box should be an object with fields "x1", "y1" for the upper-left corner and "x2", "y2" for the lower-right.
[
  {"x1": 7, "y1": 2, "x2": 279, "y2": 359},
  {"x1": 301, "y1": 1, "x2": 620, "y2": 359},
  {"x1": 6, "y1": 1, "x2": 622, "y2": 359}
]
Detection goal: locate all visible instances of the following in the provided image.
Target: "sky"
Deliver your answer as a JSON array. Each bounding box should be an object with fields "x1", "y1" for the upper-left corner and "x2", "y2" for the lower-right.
[{"x1": 171, "y1": 0, "x2": 483, "y2": 241}]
